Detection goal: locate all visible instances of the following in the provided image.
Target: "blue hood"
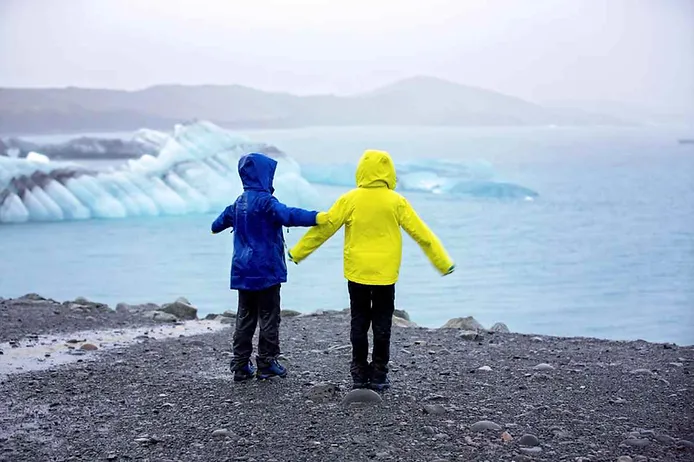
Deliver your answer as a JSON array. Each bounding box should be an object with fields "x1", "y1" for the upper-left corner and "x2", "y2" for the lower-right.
[{"x1": 238, "y1": 153, "x2": 277, "y2": 193}]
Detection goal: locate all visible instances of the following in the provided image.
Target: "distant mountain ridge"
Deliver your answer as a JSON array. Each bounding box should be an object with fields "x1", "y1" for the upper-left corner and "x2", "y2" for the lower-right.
[{"x1": 0, "y1": 76, "x2": 628, "y2": 134}]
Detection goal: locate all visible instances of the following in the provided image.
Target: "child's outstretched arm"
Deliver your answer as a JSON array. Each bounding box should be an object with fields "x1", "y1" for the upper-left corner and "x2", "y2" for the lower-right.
[
  {"x1": 289, "y1": 195, "x2": 348, "y2": 263},
  {"x1": 211, "y1": 204, "x2": 235, "y2": 234},
  {"x1": 398, "y1": 197, "x2": 455, "y2": 275},
  {"x1": 267, "y1": 196, "x2": 325, "y2": 228}
]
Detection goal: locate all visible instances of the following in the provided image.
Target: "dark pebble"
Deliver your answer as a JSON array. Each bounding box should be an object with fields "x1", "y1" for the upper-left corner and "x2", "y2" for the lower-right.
[{"x1": 519, "y1": 434, "x2": 540, "y2": 447}]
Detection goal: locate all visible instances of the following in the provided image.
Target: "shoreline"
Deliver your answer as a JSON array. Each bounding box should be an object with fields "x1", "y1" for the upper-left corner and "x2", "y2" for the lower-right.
[{"x1": 1, "y1": 295, "x2": 693, "y2": 461}]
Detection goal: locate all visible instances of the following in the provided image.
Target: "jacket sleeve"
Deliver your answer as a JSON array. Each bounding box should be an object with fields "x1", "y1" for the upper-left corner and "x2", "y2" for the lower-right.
[
  {"x1": 289, "y1": 194, "x2": 348, "y2": 263},
  {"x1": 268, "y1": 196, "x2": 319, "y2": 227},
  {"x1": 398, "y1": 197, "x2": 455, "y2": 275},
  {"x1": 211, "y1": 204, "x2": 235, "y2": 234}
]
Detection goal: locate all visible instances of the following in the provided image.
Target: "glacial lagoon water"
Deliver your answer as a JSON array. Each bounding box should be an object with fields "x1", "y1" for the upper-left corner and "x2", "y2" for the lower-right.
[{"x1": 1, "y1": 125, "x2": 692, "y2": 344}]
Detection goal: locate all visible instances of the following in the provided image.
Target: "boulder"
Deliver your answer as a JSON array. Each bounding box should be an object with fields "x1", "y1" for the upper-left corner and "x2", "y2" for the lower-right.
[
  {"x1": 160, "y1": 297, "x2": 197, "y2": 320},
  {"x1": 457, "y1": 330, "x2": 483, "y2": 341},
  {"x1": 422, "y1": 404, "x2": 447, "y2": 415},
  {"x1": 341, "y1": 389, "x2": 382, "y2": 406},
  {"x1": 211, "y1": 429, "x2": 231, "y2": 438},
  {"x1": 20, "y1": 293, "x2": 47, "y2": 301},
  {"x1": 221, "y1": 310, "x2": 236, "y2": 318},
  {"x1": 489, "y1": 322, "x2": 510, "y2": 333},
  {"x1": 519, "y1": 434, "x2": 540, "y2": 447},
  {"x1": 393, "y1": 309, "x2": 410, "y2": 321},
  {"x1": 305, "y1": 383, "x2": 339, "y2": 402},
  {"x1": 69, "y1": 304, "x2": 89, "y2": 312},
  {"x1": 141, "y1": 311, "x2": 178, "y2": 322},
  {"x1": 392, "y1": 316, "x2": 417, "y2": 328},
  {"x1": 204, "y1": 313, "x2": 219, "y2": 320},
  {"x1": 116, "y1": 302, "x2": 160, "y2": 314},
  {"x1": 471, "y1": 420, "x2": 502, "y2": 432},
  {"x1": 303, "y1": 309, "x2": 344, "y2": 317},
  {"x1": 280, "y1": 309, "x2": 302, "y2": 317},
  {"x1": 69, "y1": 297, "x2": 112, "y2": 312},
  {"x1": 441, "y1": 316, "x2": 484, "y2": 331}
]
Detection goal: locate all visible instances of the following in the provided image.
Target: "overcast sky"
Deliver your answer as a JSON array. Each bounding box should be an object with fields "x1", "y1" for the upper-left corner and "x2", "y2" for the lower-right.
[{"x1": 1, "y1": 0, "x2": 692, "y2": 112}]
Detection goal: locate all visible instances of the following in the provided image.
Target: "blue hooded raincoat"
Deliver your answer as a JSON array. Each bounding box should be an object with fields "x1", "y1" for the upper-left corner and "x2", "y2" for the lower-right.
[{"x1": 211, "y1": 153, "x2": 319, "y2": 291}]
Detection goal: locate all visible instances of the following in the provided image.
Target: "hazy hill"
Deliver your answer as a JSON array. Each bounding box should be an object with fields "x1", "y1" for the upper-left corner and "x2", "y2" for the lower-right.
[{"x1": 0, "y1": 76, "x2": 627, "y2": 134}]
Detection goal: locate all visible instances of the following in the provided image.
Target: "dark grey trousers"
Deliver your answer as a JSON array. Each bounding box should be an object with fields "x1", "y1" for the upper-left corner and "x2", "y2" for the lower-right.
[{"x1": 231, "y1": 284, "x2": 281, "y2": 370}]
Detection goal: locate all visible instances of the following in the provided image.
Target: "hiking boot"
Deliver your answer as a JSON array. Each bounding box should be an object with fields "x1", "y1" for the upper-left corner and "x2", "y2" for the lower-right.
[
  {"x1": 232, "y1": 361, "x2": 256, "y2": 382},
  {"x1": 257, "y1": 358, "x2": 288, "y2": 380},
  {"x1": 370, "y1": 370, "x2": 391, "y2": 391},
  {"x1": 351, "y1": 362, "x2": 371, "y2": 389}
]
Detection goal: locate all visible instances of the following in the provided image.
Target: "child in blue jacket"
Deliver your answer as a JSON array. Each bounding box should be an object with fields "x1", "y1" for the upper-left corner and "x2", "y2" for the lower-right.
[{"x1": 212, "y1": 153, "x2": 323, "y2": 381}]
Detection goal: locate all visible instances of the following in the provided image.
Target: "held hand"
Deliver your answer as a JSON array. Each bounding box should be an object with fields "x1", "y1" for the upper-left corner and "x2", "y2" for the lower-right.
[
  {"x1": 316, "y1": 212, "x2": 328, "y2": 225},
  {"x1": 288, "y1": 250, "x2": 298, "y2": 265}
]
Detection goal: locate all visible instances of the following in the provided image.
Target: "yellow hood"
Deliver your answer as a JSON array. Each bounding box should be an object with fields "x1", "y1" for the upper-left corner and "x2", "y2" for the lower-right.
[{"x1": 355, "y1": 149, "x2": 396, "y2": 190}]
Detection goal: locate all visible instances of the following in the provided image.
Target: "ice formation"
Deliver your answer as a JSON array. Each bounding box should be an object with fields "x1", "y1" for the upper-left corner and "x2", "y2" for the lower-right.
[
  {"x1": 302, "y1": 159, "x2": 538, "y2": 199},
  {"x1": 0, "y1": 122, "x2": 320, "y2": 224},
  {"x1": 0, "y1": 121, "x2": 539, "y2": 224}
]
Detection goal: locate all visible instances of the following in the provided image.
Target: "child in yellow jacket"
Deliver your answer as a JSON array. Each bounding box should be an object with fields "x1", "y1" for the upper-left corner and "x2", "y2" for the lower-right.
[{"x1": 289, "y1": 149, "x2": 455, "y2": 390}]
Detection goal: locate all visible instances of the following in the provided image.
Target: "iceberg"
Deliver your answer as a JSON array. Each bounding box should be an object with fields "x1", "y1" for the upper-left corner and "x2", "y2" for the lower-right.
[
  {"x1": 0, "y1": 122, "x2": 321, "y2": 224},
  {"x1": 302, "y1": 159, "x2": 538, "y2": 200}
]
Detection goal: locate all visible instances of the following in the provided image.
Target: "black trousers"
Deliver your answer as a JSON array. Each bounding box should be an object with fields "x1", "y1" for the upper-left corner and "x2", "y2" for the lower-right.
[
  {"x1": 348, "y1": 281, "x2": 395, "y2": 379},
  {"x1": 232, "y1": 284, "x2": 281, "y2": 370}
]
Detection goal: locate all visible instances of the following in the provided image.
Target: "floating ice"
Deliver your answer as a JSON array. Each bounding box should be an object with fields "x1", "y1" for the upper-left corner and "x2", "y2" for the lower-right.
[
  {"x1": 302, "y1": 159, "x2": 538, "y2": 199},
  {"x1": 26, "y1": 151, "x2": 50, "y2": 164},
  {"x1": 0, "y1": 122, "x2": 321, "y2": 224}
]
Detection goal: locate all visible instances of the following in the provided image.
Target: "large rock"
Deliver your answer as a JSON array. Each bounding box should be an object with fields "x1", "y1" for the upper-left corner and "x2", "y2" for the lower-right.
[
  {"x1": 393, "y1": 316, "x2": 418, "y2": 328},
  {"x1": 393, "y1": 309, "x2": 410, "y2": 321},
  {"x1": 441, "y1": 316, "x2": 484, "y2": 331},
  {"x1": 471, "y1": 420, "x2": 502, "y2": 432},
  {"x1": 304, "y1": 309, "x2": 344, "y2": 317},
  {"x1": 422, "y1": 404, "x2": 447, "y2": 415},
  {"x1": 20, "y1": 293, "x2": 47, "y2": 301},
  {"x1": 280, "y1": 309, "x2": 302, "y2": 317},
  {"x1": 519, "y1": 434, "x2": 540, "y2": 447},
  {"x1": 69, "y1": 296, "x2": 112, "y2": 312},
  {"x1": 116, "y1": 302, "x2": 160, "y2": 314},
  {"x1": 141, "y1": 311, "x2": 178, "y2": 322},
  {"x1": 457, "y1": 330, "x2": 483, "y2": 341},
  {"x1": 341, "y1": 389, "x2": 382, "y2": 406},
  {"x1": 160, "y1": 297, "x2": 197, "y2": 320},
  {"x1": 305, "y1": 383, "x2": 339, "y2": 402},
  {"x1": 489, "y1": 322, "x2": 510, "y2": 333}
]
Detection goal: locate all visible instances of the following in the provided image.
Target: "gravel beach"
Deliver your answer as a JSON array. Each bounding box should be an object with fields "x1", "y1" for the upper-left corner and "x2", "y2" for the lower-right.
[{"x1": 1, "y1": 295, "x2": 692, "y2": 462}]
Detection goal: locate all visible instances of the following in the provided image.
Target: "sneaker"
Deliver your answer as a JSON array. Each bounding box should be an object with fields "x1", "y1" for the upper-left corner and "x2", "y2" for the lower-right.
[
  {"x1": 257, "y1": 358, "x2": 288, "y2": 380},
  {"x1": 351, "y1": 379, "x2": 370, "y2": 389},
  {"x1": 232, "y1": 361, "x2": 256, "y2": 382},
  {"x1": 370, "y1": 371, "x2": 390, "y2": 391},
  {"x1": 351, "y1": 363, "x2": 371, "y2": 389}
]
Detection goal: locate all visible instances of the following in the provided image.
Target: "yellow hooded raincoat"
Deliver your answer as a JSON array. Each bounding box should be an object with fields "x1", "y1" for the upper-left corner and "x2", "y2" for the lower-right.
[{"x1": 289, "y1": 150, "x2": 454, "y2": 285}]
